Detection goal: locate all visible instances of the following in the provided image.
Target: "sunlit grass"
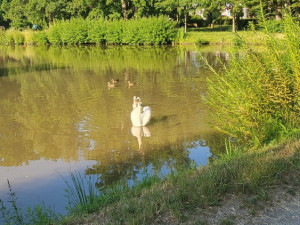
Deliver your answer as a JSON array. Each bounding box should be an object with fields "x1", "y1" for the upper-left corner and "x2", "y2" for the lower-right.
[{"x1": 203, "y1": 14, "x2": 300, "y2": 147}]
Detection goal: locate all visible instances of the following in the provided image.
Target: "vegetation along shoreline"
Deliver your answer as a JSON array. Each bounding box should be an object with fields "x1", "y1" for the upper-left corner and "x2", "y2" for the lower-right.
[{"x1": 0, "y1": 0, "x2": 299, "y2": 224}]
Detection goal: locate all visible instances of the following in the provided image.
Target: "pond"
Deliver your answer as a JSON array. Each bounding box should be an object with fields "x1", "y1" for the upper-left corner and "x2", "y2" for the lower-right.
[{"x1": 0, "y1": 45, "x2": 229, "y2": 216}]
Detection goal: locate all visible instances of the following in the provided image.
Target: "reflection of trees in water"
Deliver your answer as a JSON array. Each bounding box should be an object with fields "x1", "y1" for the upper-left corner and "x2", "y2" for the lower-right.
[
  {"x1": 0, "y1": 46, "x2": 229, "y2": 167},
  {"x1": 85, "y1": 141, "x2": 193, "y2": 187},
  {"x1": 84, "y1": 132, "x2": 226, "y2": 188}
]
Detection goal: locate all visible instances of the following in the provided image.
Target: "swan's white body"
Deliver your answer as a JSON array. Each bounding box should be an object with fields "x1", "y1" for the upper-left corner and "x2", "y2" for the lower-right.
[{"x1": 131, "y1": 96, "x2": 151, "y2": 127}]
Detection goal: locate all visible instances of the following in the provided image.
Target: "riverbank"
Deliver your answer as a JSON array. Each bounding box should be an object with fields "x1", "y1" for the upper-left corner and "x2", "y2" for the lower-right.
[
  {"x1": 60, "y1": 139, "x2": 299, "y2": 225},
  {"x1": 0, "y1": 23, "x2": 283, "y2": 46},
  {"x1": 181, "y1": 27, "x2": 284, "y2": 46}
]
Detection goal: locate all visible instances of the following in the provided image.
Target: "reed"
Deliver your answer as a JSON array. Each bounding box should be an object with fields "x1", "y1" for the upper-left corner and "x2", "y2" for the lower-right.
[
  {"x1": 0, "y1": 180, "x2": 58, "y2": 225},
  {"x1": 64, "y1": 172, "x2": 99, "y2": 214},
  {"x1": 203, "y1": 12, "x2": 300, "y2": 147}
]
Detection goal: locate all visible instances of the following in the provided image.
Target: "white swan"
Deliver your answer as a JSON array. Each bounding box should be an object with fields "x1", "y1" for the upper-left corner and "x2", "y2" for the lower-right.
[
  {"x1": 131, "y1": 96, "x2": 151, "y2": 127},
  {"x1": 132, "y1": 96, "x2": 140, "y2": 109}
]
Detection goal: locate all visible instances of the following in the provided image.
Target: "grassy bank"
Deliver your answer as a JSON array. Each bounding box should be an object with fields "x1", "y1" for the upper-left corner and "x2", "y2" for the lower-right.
[
  {"x1": 1, "y1": 139, "x2": 298, "y2": 225},
  {"x1": 182, "y1": 26, "x2": 285, "y2": 46},
  {"x1": 0, "y1": 22, "x2": 284, "y2": 46},
  {"x1": 59, "y1": 139, "x2": 299, "y2": 225}
]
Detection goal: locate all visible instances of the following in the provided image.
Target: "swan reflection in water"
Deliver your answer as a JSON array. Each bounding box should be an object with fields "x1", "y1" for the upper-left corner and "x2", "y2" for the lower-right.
[
  {"x1": 130, "y1": 96, "x2": 152, "y2": 151},
  {"x1": 131, "y1": 126, "x2": 151, "y2": 151}
]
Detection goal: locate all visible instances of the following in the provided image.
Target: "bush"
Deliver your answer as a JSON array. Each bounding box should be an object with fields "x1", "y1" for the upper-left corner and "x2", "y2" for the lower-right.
[
  {"x1": 47, "y1": 22, "x2": 62, "y2": 45},
  {"x1": 188, "y1": 16, "x2": 210, "y2": 27},
  {"x1": 32, "y1": 31, "x2": 48, "y2": 45},
  {"x1": 0, "y1": 31, "x2": 7, "y2": 44},
  {"x1": 204, "y1": 14, "x2": 300, "y2": 147},
  {"x1": 105, "y1": 20, "x2": 124, "y2": 44},
  {"x1": 46, "y1": 17, "x2": 178, "y2": 45},
  {"x1": 3, "y1": 30, "x2": 25, "y2": 45},
  {"x1": 87, "y1": 19, "x2": 106, "y2": 44}
]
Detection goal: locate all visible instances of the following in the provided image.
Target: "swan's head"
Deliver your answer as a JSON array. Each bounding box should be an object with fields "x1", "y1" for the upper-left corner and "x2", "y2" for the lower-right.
[
  {"x1": 134, "y1": 97, "x2": 141, "y2": 105},
  {"x1": 137, "y1": 101, "x2": 143, "y2": 111}
]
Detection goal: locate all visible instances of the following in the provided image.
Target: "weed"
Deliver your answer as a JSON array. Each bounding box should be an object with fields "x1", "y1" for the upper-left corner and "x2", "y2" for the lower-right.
[{"x1": 0, "y1": 180, "x2": 58, "y2": 225}]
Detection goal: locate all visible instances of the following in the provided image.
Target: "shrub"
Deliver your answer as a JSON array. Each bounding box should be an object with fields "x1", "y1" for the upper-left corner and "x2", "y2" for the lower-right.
[
  {"x1": 58, "y1": 18, "x2": 89, "y2": 45},
  {"x1": 105, "y1": 20, "x2": 124, "y2": 44},
  {"x1": 44, "y1": 17, "x2": 178, "y2": 45},
  {"x1": 47, "y1": 22, "x2": 62, "y2": 45},
  {"x1": 87, "y1": 19, "x2": 106, "y2": 44},
  {"x1": 0, "y1": 31, "x2": 7, "y2": 44},
  {"x1": 3, "y1": 30, "x2": 25, "y2": 45},
  {"x1": 32, "y1": 31, "x2": 48, "y2": 45}
]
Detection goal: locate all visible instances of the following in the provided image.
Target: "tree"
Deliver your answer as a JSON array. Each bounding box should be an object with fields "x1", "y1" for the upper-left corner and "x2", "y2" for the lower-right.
[
  {"x1": 1, "y1": 0, "x2": 29, "y2": 29},
  {"x1": 155, "y1": 0, "x2": 195, "y2": 33}
]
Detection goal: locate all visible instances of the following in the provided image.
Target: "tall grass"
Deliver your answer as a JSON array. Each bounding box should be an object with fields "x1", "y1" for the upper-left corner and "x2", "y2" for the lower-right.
[
  {"x1": 0, "y1": 180, "x2": 58, "y2": 225},
  {"x1": 203, "y1": 13, "x2": 300, "y2": 147},
  {"x1": 64, "y1": 172, "x2": 99, "y2": 214}
]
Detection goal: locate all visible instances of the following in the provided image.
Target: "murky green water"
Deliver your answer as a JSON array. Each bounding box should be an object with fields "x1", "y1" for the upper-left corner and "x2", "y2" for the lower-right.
[{"x1": 0, "y1": 45, "x2": 229, "y2": 215}]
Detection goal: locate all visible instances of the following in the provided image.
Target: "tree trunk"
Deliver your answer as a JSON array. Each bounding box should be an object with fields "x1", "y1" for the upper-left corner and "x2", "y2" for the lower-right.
[
  {"x1": 267, "y1": 0, "x2": 272, "y2": 18},
  {"x1": 232, "y1": 14, "x2": 236, "y2": 32},
  {"x1": 275, "y1": 0, "x2": 282, "y2": 21},
  {"x1": 121, "y1": 0, "x2": 128, "y2": 20},
  {"x1": 184, "y1": 13, "x2": 187, "y2": 33}
]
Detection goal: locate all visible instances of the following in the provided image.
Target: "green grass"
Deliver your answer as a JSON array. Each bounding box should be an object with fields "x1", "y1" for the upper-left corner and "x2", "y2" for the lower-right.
[
  {"x1": 60, "y1": 139, "x2": 299, "y2": 225},
  {"x1": 183, "y1": 29, "x2": 269, "y2": 45},
  {"x1": 1, "y1": 139, "x2": 298, "y2": 225},
  {"x1": 181, "y1": 25, "x2": 286, "y2": 45}
]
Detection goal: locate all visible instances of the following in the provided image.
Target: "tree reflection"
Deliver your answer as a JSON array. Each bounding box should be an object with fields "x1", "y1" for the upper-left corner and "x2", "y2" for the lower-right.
[{"x1": 0, "y1": 45, "x2": 229, "y2": 185}]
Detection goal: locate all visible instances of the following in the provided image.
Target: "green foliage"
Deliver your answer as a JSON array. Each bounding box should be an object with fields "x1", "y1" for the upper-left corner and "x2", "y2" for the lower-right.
[
  {"x1": 176, "y1": 27, "x2": 186, "y2": 42},
  {"x1": 46, "y1": 17, "x2": 178, "y2": 45},
  {"x1": 31, "y1": 31, "x2": 48, "y2": 45},
  {"x1": 46, "y1": 22, "x2": 62, "y2": 45},
  {"x1": 3, "y1": 29, "x2": 25, "y2": 45},
  {"x1": 195, "y1": 38, "x2": 209, "y2": 45},
  {"x1": 64, "y1": 172, "x2": 99, "y2": 214},
  {"x1": 0, "y1": 180, "x2": 58, "y2": 225},
  {"x1": 204, "y1": 14, "x2": 300, "y2": 147},
  {"x1": 26, "y1": 204, "x2": 59, "y2": 225},
  {"x1": 59, "y1": 18, "x2": 89, "y2": 45},
  {"x1": 13, "y1": 32, "x2": 25, "y2": 45},
  {"x1": 232, "y1": 33, "x2": 246, "y2": 47},
  {"x1": 87, "y1": 19, "x2": 107, "y2": 44},
  {"x1": 261, "y1": 19, "x2": 285, "y2": 33},
  {"x1": 105, "y1": 20, "x2": 124, "y2": 44},
  {"x1": 0, "y1": 31, "x2": 7, "y2": 44}
]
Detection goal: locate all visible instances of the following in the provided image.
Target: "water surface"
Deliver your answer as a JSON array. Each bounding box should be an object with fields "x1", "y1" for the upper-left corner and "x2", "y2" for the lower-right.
[{"x1": 0, "y1": 45, "x2": 228, "y2": 215}]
